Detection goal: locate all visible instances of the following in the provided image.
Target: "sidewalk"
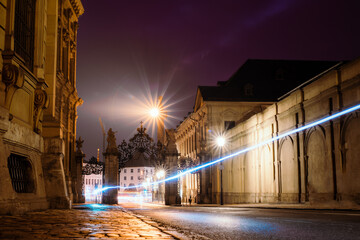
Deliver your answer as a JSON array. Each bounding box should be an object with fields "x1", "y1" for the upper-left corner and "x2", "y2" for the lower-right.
[
  {"x1": 0, "y1": 204, "x2": 177, "y2": 239},
  {"x1": 178, "y1": 202, "x2": 360, "y2": 211}
]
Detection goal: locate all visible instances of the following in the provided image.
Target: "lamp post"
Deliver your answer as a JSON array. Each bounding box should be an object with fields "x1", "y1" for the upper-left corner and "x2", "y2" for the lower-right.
[{"x1": 216, "y1": 136, "x2": 225, "y2": 205}]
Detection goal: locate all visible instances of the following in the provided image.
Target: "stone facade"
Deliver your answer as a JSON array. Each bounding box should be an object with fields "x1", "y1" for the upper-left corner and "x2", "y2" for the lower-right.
[
  {"x1": 176, "y1": 98, "x2": 271, "y2": 204},
  {"x1": 175, "y1": 58, "x2": 360, "y2": 207},
  {"x1": 0, "y1": 0, "x2": 83, "y2": 214}
]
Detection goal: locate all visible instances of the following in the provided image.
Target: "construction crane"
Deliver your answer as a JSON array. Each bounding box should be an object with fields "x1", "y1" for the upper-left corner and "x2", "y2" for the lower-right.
[{"x1": 99, "y1": 117, "x2": 106, "y2": 160}]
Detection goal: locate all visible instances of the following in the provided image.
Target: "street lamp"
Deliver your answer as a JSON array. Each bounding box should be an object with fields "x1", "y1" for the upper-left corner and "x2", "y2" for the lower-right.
[
  {"x1": 147, "y1": 96, "x2": 166, "y2": 145},
  {"x1": 149, "y1": 108, "x2": 160, "y2": 118},
  {"x1": 156, "y1": 169, "x2": 165, "y2": 179},
  {"x1": 216, "y1": 136, "x2": 226, "y2": 205},
  {"x1": 216, "y1": 136, "x2": 226, "y2": 147}
]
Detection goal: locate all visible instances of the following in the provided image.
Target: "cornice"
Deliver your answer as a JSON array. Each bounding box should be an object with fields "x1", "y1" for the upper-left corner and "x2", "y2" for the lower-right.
[{"x1": 69, "y1": 0, "x2": 84, "y2": 17}]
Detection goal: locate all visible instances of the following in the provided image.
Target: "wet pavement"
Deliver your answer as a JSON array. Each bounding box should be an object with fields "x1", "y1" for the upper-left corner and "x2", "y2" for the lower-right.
[
  {"x1": 0, "y1": 204, "x2": 178, "y2": 239},
  {"x1": 121, "y1": 202, "x2": 360, "y2": 240}
]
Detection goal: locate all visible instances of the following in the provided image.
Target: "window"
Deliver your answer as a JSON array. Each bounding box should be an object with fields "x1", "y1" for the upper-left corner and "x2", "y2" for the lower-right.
[
  {"x1": 130, "y1": 169, "x2": 133, "y2": 173},
  {"x1": 146, "y1": 170, "x2": 148, "y2": 173},
  {"x1": 124, "y1": 184, "x2": 126, "y2": 187},
  {"x1": 244, "y1": 83, "x2": 254, "y2": 96},
  {"x1": 137, "y1": 168, "x2": 140, "y2": 173},
  {"x1": 7, "y1": 154, "x2": 35, "y2": 193},
  {"x1": 224, "y1": 121, "x2": 235, "y2": 131},
  {"x1": 130, "y1": 176, "x2": 133, "y2": 180},
  {"x1": 124, "y1": 169, "x2": 127, "y2": 173},
  {"x1": 138, "y1": 176, "x2": 140, "y2": 180},
  {"x1": 124, "y1": 176, "x2": 127, "y2": 180},
  {"x1": 14, "y1": 0, "x2": 36, "y2": 71}
]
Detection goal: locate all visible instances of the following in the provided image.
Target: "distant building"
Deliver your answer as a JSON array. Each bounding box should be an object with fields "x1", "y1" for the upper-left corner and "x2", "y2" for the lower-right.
[
  {"x1": 175, "y1": 58, "x2": 360, "y2": 207},
  {"x1": 0, "y1": 0, "x2": 84, "y2": 214},
  {"x1": 120, "y1": 151, "x2": 155, "y2": 190},
  {"x1": 83, "y1": 162, "x2": 103, "y2": 202},
  {"x1": 118, "y1": 124, "x2": 157, "y2": 203}
]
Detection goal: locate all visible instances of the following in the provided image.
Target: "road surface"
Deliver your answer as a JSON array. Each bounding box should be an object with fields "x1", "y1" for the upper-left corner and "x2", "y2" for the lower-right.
[{"x1": 120, "y1": 202, "x2": 360, "y2": 240}]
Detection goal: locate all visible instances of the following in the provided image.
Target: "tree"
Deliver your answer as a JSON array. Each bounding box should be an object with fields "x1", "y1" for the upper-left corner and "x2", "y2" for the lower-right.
[{"x1": 88, "y1": 156, "x2": 98, "y2": 164}]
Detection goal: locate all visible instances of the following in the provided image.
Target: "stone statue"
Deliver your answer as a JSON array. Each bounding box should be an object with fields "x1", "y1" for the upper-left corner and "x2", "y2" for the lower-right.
[
  {"x1": 165, "y1": 129, "x2": 177, "y2": 153},
  {"x1": 76, "y1": 136, "x2": 84, "y2": 152},
  {"x1": 106, "y1": 128, "x2": 117, "y2": 153}
]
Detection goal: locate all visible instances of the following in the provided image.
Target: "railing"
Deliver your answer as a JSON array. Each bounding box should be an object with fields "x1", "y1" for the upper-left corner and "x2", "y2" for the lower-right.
[{"x1": 7, "y1": 154, "x2": 35, "y2": 193}]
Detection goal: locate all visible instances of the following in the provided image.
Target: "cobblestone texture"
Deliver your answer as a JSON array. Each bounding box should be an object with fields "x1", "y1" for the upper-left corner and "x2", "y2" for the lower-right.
[{"x1": 0, "y1": 204, "x2": 176, "y2": 239}]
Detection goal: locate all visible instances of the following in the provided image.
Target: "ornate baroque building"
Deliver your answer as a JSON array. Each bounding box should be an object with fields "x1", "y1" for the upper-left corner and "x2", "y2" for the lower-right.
[
  {"x1": 175, "y1": 59, "x2": 360, "y2": 207},
  {"x1": 0, "y1": 0, "x2": 84, "y2": 214}
]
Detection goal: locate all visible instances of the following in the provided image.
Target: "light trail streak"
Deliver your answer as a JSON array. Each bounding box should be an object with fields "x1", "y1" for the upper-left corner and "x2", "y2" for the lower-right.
[{"x1": 92, "y1": 103, "x2": 360, "y2": 195}]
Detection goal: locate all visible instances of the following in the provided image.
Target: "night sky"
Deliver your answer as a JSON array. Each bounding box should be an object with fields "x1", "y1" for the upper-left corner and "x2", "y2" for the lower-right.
[{"x1": 76, "y1": 0, "x2": 360, "y2": 159}]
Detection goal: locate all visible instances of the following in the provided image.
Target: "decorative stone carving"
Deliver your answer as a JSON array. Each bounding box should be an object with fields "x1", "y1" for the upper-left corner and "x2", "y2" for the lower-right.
[
  {"x1": 106, "y1": 128, "x2": 118, "y2": 153},
  {"x1": 1, "y1": 63, "x2": 24, "y2": 109},
  {"x1": 73, "y1": 21, "x2": 79, "y2": 30},
  {"x1": 76, "y1": 136, "x2": 84, "y2": 153},
  {"x1": 165, "y1": 129, "x2": 177, "y2": 155},
  {"x1": 63, "y1": 29, "x2": 70, "y2": 42},
  {"x1": 69, "y1": 0, "x2": 85, "y2": 17},
  {"x1": 33, "y1": 85, "x2": 49, "y2": 133},
  {"x1": 70, "y1": 40, "x2": 76, "y2": 52},
  {"x1": 2, "y1": 64, "x2": 19, "y2": 87}
]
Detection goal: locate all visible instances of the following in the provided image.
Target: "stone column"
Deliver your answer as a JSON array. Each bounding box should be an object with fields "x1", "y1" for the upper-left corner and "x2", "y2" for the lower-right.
[
  {"x1": 165, "y1": 154, "x2": 180, "y2": 205},
  {"x1": 42, "y1": 138, "x2": 71, "y2": 209},
  {"x1": 102, "y1": 128, "x2": 119, "y2": 204},
  {"x1": 164, "y1": 129, "x2": 181, "y2": 205},
  {"x1": 198, "y1": 140, "x2": 211, "y2": 204},
  {"x1": 74, "y1": 137, "x2": 85, "y2": 203}
]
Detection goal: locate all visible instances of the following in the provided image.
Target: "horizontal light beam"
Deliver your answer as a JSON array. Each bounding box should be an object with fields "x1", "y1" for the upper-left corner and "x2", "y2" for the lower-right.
[{"x1": 92, "y1": 103, "x2": 360, "y2": 195}]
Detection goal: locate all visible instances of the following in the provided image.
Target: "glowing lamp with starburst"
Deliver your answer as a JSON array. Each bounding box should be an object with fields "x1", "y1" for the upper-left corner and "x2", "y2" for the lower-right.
[
  {"x1": 149, "y1": 108, "x2": 160, "y2": 118},
  {"x1": 216, "y1": 136, "x2": 226, "y2": 147}
]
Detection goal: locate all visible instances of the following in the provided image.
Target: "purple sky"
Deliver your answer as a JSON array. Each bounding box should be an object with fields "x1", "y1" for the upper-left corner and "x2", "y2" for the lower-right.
[{"x1": 76, "y1": 0, "x2": 360, "y2": 159}]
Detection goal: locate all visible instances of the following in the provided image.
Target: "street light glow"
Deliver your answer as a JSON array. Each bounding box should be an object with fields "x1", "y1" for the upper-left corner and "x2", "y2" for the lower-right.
[
  {"x1": 156, "y1": 170, "x2": 165, "y2": 179},
  {"x1": 91, "y1": 103, "x2": 360, "y2": 196},
  {"x1": 149, "y1": 108, "x2": 160, "y2": 118},
  {"x1": 216, "y1": 136, "x2": 226, "y2": 147}
]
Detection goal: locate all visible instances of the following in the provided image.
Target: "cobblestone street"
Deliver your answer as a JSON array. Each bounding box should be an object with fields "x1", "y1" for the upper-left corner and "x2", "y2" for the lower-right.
[{"x1": 0, "y1": 204, "x2": 177, "y2": 239}]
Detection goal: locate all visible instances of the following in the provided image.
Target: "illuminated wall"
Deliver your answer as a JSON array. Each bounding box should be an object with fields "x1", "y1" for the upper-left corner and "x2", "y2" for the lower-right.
[
  {"x1": 175, "y1": 58, "x2": 360, "y2": 206},
  {"x1": 224, "y1": 58, "x2": 360, "y2": 205},
  {"x1": 0, "y1": 0, "x2": 84, "y2": 214},
  {"x1": 42, "y1": 0, "x2": 84, "y2": 207}
]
